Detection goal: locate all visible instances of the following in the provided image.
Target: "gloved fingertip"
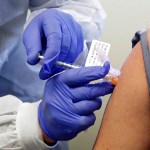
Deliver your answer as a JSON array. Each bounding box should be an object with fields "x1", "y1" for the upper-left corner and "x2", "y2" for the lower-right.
[
  {"x1": 94, "y1": 102, "x2": 102, "y2": 110},
  {"x1": 106, "y1": 84, "x2": 115, "y2": 94},
  {"x1": 39, "y1": 68, "x2": 51, "y2": 80},
  {"x1": 89, "y1": 114, "x2": 96, "y2": 126},
  {"x1": 27, "y1": 54, "x2": 40, "y2": 65},
  {"x1": 95, "y1": 97, "x2": 102, "y2": 106},
  {"x1": 79, "y1": 114, "x2": 96, "y2": 129},
  {"x1": 106, "y1": 81, "x2": 116, "y2": 90},
  {"x1": 39, "y1": 73, "x2": 51, "y2": 80},
  {"x1": 103, "y1": 61, "x2": 110, "y2": 74},
  {"x1": 97, "y1": 81, "x2": 115, "y2": 95},
  {"x1": 27, "y1": 59, "x2": 39, "y2": 65}
]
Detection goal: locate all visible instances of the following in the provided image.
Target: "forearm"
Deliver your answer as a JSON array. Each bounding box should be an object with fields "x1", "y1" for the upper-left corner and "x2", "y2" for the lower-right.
[{"x1": 93, "y1": 42, "x2": 150, "y2": 150}]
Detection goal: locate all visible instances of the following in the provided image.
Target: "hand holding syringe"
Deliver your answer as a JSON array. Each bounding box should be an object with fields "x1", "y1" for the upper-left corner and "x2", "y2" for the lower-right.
[{"x1": 38, "y1": 40, "x2": 120, "y2": 85}]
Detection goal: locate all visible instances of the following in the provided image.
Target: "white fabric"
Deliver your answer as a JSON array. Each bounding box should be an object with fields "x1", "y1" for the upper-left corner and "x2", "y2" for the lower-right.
[
  {"x1": 0, "y1": 95, "x2": 58, "y2": 150},
  {"x1": 16, "y1": 100, "x2": 59, "y2": 150},
  {"x1": 0, "y1": 96, "x2": 22, "y2": 149}
]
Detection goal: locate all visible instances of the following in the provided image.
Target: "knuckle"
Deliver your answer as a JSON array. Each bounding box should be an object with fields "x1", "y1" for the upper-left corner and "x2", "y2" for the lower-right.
[
  {"x1": 47, "y1": 32, "x2": 62, "y2": 43},
  {"x1": 65, "y1": 128, "x2": 75, "y2": 136},
  {"x1": 86, "y1": 86, "x2": 95, "y2": 99},
  {"x1": 82, "y1": 101, "x2": 88, "y2": 109},
  {"x1": 78, "y1": 117, "x2": 87, "y2": 127}
]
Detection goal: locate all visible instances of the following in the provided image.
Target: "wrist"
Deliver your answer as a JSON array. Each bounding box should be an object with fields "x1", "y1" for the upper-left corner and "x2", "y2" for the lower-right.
[
  {"x1": 39, "y1": 125, "x2": 57, "y2": 146},
  {"x1": 42, "y1": 129, "x2": 57, "y2": 146},
  {"x1": 38, "y1": 104, "x2": 57, "y2": 145}
]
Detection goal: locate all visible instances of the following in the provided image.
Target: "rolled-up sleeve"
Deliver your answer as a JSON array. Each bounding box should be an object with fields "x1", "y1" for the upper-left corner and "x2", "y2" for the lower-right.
[{"x1": 0, "y1": 95, "x2": 69, "y2": 150}]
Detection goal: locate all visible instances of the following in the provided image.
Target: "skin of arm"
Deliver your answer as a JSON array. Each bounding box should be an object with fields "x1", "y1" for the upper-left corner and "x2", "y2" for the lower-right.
[
  {"x1": 93, "y1": 41, "x2": 150, "y2": 150},
  {"x1": 39, "y1": 125, "x2": 56, "y2": 145},
  {"x1": 41, "y1": 129, "x2": 56, "y2": 144}
]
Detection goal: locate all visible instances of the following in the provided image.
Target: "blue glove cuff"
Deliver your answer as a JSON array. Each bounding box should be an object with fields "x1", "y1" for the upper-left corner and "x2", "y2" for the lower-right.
[{"x1": 38, "y1": 103, "x2": 58, "y2": 141}]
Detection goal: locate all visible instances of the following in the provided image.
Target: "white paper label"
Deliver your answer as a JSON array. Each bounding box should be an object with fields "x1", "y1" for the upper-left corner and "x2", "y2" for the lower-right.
[{"x1": 85, "y1": 40, "x2": 111, "y2": 67}]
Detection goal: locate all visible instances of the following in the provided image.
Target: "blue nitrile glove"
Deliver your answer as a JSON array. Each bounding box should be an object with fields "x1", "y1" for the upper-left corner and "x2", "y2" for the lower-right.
[
  {"x1": 23, "y1": 9, "x2": 83, "y2": 80},
  {"x1": 38, "y1": 62, "x2": 114, "y2": 141}
]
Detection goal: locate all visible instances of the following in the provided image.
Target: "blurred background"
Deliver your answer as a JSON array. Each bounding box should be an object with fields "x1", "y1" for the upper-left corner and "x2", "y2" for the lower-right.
[{"x1": 69, "y1": 0, "x2": 150, "y2": 149}]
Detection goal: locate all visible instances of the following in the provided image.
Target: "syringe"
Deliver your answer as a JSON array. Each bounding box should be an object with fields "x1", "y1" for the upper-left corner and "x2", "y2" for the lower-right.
[
  {"x1": 38, "y1": 55, "x2": 81, "y2": 69},
  {"x1": 38, "y1": 54, "x2": 120, "y2": 85}
]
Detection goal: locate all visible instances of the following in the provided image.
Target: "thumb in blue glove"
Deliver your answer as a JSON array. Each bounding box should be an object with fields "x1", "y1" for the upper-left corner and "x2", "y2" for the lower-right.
[
  {"x1": 38, "y1": 61, "x2": 114, "y2": 141},
  {"x1": 23, "y1": 9, "x2": 83, "y2": 80}
]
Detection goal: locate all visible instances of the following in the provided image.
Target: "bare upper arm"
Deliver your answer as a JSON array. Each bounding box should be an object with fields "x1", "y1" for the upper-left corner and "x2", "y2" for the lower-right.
[{"x1": 93, "y1": 41, "x2": 150, "y2": 150}]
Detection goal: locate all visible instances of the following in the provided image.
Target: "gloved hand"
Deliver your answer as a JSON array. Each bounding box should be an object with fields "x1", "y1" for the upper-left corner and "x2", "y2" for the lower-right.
[
  {"x1": 23, "y1": 9, "x2": 83, "y2": 80},
  {"x1": 38, "y1": 62, "x2": 114, "y2": 141}
]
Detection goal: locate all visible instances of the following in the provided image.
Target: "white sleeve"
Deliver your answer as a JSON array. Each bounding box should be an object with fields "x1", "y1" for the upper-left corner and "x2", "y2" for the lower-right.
[
  {"x1": 0, "y1": 95, "x2": 63, "y2": 150},
  {"x1": 0, "y1": 95, "x2": 22, "y2": 149},
  {"x1": 26, "y1": 0, "x2": 106, "y2": 42}
]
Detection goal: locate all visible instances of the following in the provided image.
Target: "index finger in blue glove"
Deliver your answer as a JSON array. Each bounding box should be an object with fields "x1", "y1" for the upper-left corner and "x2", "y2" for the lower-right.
[
  {"x1": 71, "y1": 81, "x2": 114, "y2": 102},
  {"x1": 72, "y1": 98, "x2": 102, "y2": 116},
  {"x1": 60, "y1": 61, "x2": 110, "y2": 86},
  {"x1": 77, "y1": 114, "x2": 96, "y2": 132},
  {"x1": 39, "y1": 17, "x2": 62, "y2": 80},
  {"x1": 23, "y1": 20, "x2": 42, "y2": 65}
]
